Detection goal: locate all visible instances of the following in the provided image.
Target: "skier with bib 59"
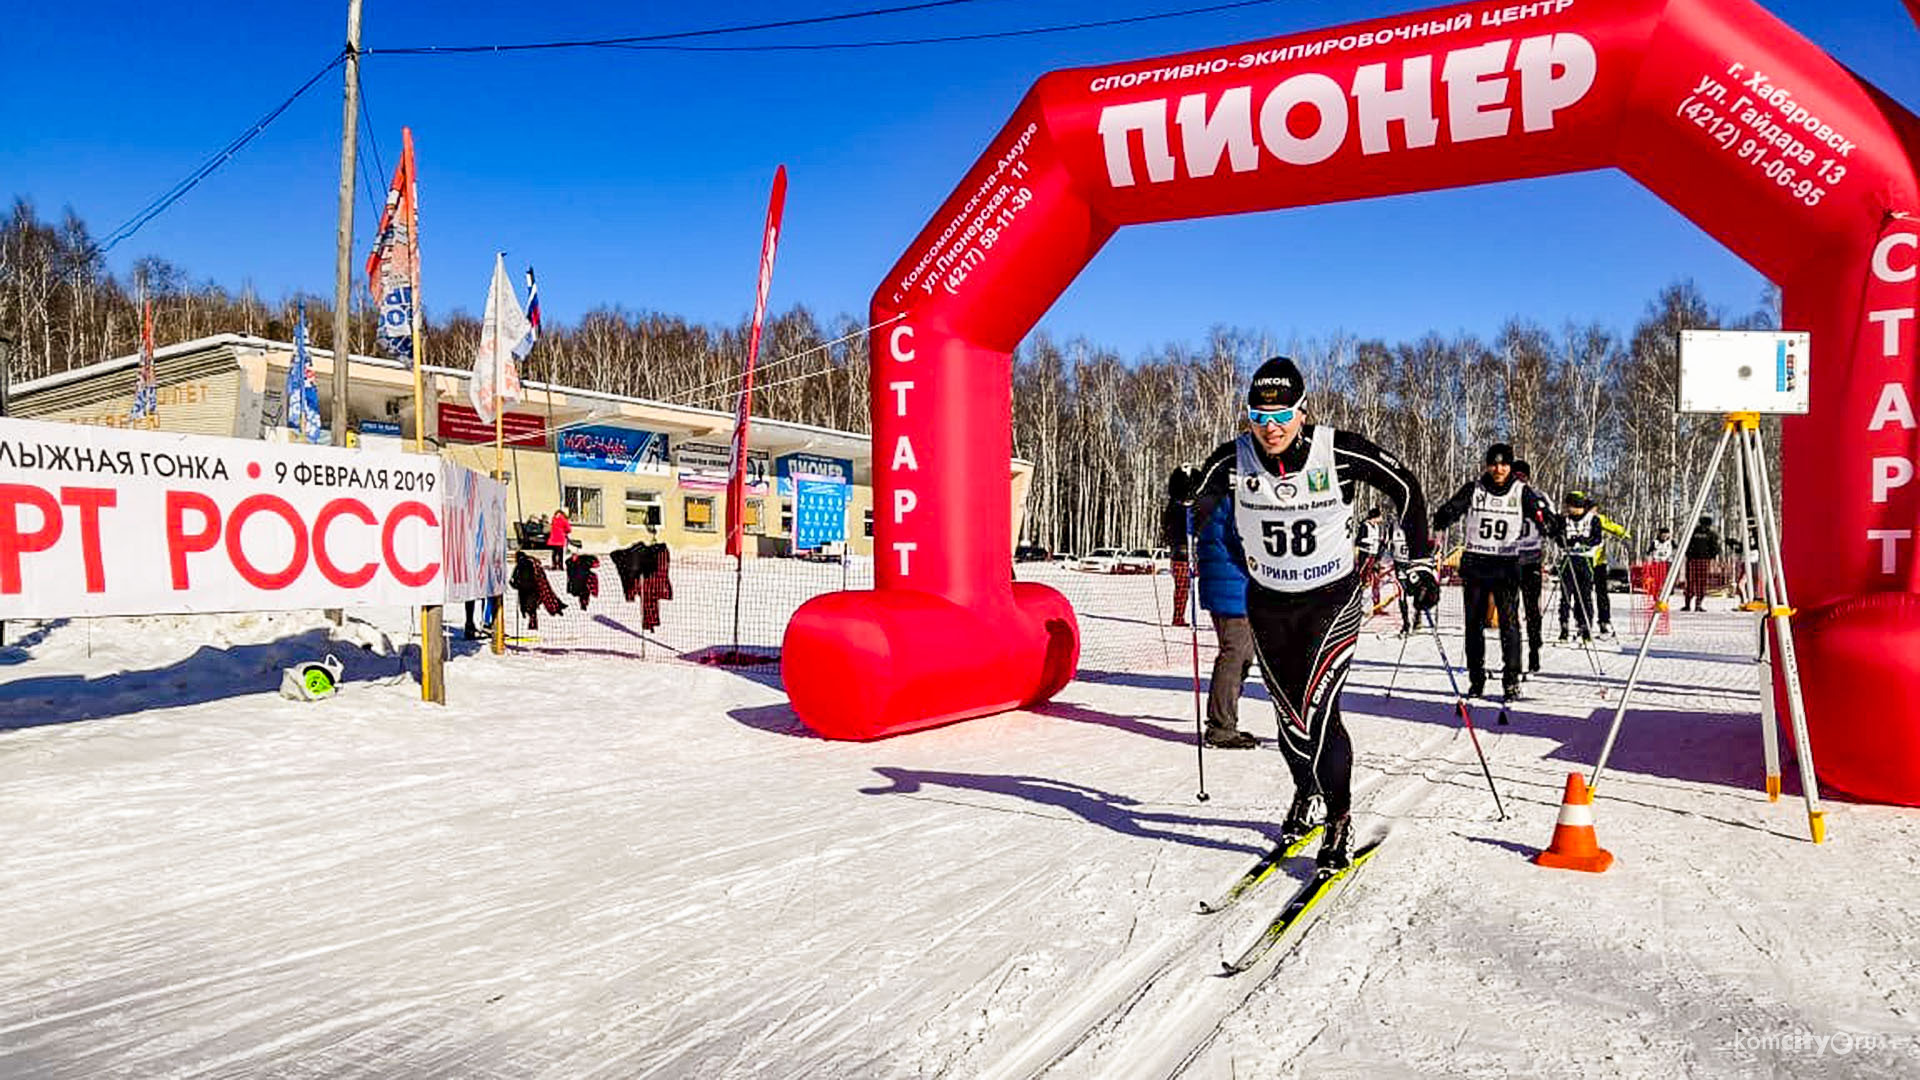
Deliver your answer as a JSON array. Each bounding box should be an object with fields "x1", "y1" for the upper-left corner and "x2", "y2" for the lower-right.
[
  {"x1": 1190, "y1": 357, "x2": 1439, "y2": 871},
  {"x1": 1431, "y1": 444, "x2": 1557, "y2": 702}
]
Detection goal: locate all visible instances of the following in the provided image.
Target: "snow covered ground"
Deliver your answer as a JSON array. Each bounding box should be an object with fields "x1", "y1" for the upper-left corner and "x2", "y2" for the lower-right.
[{"x1": 1, "y1": 592, "x2": 1917, "y2": 1078}]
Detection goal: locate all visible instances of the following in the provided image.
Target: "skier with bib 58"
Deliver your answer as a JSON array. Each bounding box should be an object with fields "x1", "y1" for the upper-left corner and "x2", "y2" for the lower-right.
[{"x1": 1190, "y1": 357, "x2": 1439, "y2": 871}]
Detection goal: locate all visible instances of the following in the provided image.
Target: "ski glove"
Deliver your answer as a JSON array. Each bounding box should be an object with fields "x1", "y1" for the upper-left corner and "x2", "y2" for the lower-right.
[{"x1": 1400, "y1": 558, "x2": 1440, "y2": 610}]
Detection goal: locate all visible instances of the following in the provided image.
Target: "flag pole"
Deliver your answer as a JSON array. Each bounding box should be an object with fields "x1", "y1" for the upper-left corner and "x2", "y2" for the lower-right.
[
  {"x1": 492, "y1": 335, "x2": 507, "y2": 657},
  {"x1": 406, "y1": 129, "x2": 426, "y2": 456},
  {"x1": 407, "y1": 130, "x2": 444, "y2": 702},
  {"x1": 727, "y1": 165, "x2": 788, "y2": 661}
]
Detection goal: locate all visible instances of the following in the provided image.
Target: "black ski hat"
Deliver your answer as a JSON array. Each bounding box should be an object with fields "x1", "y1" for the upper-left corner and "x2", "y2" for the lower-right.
[
  {"x1": 1246, "y1": 356, "x2": 1305, "y2": 410},
  {"x1": 1513, "y1": 458, "x2": 1532, "y2": 477},
  {"x1": 1166, "y1": 463, "x2": 1196, "y2": 500},
  {"x1": 1484, "y1": 443, "x2": 1515, "y2": 467}
]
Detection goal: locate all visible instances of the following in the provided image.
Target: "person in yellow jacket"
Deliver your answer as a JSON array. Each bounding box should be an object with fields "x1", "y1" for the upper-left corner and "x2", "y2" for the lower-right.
[{"x1": 1558, "y1": 491, "x2": 1630, "y2": 637}]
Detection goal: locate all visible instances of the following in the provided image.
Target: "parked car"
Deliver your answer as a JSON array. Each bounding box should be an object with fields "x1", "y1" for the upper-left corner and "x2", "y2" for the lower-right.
[
  {"x1": 1051, "y1": 552, "x2": 1076, "y2": 565},
  {"x1": 1014, "y1": 544, "x2": 1052, "y2": 563},
  {"x1": 796, "y1": 541, "x2": 845, "y2": 564},
  {"x1": 1117, "y1": 548, "x2": 1158, "y2": 574},
  {"x1": 1075, "y1": 548, "x2": 1122, "y2": 573}
]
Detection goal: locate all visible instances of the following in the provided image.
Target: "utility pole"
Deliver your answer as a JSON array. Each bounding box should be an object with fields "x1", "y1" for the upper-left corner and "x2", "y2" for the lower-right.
[
  {"x1": 331, "y1": 0, "x2": 363, "y2": 447},
  {"x1": 325, "y1": 0, "x2": 363, "y2": 631}
]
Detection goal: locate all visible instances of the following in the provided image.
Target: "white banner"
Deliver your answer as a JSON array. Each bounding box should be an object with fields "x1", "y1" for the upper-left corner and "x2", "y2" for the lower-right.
[
  {"x1": 440, "y1": 462, "x2": 508, "y2": 603},
  {"x1": 0, "y1": 417, "x2": 445, "y2": 618}
]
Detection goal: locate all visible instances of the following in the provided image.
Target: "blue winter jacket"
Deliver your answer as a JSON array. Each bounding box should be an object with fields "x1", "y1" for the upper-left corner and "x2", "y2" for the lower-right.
[{"x1": 1193, "y1": 501, "x2": 1250, "y2": 617}]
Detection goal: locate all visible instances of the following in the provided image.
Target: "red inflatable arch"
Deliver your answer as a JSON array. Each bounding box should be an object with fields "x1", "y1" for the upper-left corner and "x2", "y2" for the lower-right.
[{"x1": 782, "y1": 0, "x2": 1920, "y2": 803}]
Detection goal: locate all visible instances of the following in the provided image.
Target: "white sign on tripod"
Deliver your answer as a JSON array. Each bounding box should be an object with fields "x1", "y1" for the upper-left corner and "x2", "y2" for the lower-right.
[
  {"x1": 1677, "y1": 329, "x2": 1810, "y2": 415},
  {"x1": 1591, "y1": 330, "x2": 1828, "y2": 845}
]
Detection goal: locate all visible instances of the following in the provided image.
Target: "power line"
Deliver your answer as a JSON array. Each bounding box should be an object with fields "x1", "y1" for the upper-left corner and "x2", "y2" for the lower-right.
[
  {"x1": 92, "y1": 52, "x2": 347, "y2": 259},
  {"x1": 365, "y1": 0, "x2": 1000, "y2": 55},
  {"x1": 371, "y1": 0, "x2": 1281, "y2": 57},
  {"x1": 358, "y1": 87, "x2": 389, "y2": 211},
  {"x1": 75, "y1": 0, "x2": 1281, "y2": 277},
  {"x1": 597, "y1": 0, "x2": 1286, "y2": 53},
  {"x1": 667, "y1": 314, "x2": 902, "y2": 405}
]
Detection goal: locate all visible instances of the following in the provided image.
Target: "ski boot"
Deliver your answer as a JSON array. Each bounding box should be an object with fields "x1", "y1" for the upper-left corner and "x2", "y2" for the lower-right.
[
  {"x1": 1498, "y1": 676, "x2": 1522, "y2": 725},
  {"x1": 1557, "y1": 627, "x2": 1568, "y2": 642},
  {"x1": 1205, "y1": 728, "x2": 1257, "y2": 750},
  {"x1": 1528, "y1": 645, "x2": 1541, "y2": 674},
  {"x1": 1599, "y1": 623, "x2": 1614, "y2": 639},
  {"x1": 1279, "y1": 791, "x2": 1320, "y2": 848},
  {"x1": 1466, "y1": 672, "x2": 1486, "y2": 698},
  {"x1": 1316, "y1": 814, "x2": 1353, "y2": 872}
]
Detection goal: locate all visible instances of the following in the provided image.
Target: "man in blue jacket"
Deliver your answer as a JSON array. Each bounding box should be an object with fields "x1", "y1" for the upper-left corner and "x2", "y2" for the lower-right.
[{"x1": 1191, "y1": 493, "x2": 1258, "y2": 749}]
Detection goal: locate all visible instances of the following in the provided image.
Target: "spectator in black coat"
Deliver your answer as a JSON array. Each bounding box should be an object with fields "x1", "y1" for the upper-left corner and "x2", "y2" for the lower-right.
[
  {"x1": 1162, "y1": 465, "x2": 1198, "y2": 625},
  {"x1": 1684, "y1": 516, "x2": 1723, "y2": 611}
]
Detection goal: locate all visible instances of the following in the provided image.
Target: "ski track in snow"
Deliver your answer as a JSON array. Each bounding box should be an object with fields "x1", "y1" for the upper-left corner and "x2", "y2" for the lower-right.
[{"x1": 1, "y1": 597, "x2": 1917, "y2": 1078}]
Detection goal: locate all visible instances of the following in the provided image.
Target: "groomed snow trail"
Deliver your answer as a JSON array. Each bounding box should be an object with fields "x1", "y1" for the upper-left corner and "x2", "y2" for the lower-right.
[{"x1": 1, "y1": 598, "x2": 1916, "y2": 1078}]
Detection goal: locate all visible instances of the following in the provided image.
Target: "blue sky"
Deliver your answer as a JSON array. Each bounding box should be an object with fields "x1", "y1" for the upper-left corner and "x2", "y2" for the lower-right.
[{"x1": 3, "y1": 1, "x2": 1917, "y2": 360}]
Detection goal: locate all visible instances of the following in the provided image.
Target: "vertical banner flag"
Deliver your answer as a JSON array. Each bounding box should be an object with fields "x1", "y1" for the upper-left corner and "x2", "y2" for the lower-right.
[
  {"x1": 525, "y1": 266, "x2": 542, "y2": 344},
  {"x1": 286, "y1": 301, "x2": 325, "y2": 443},
  {"x1": 128, "y1": 298, "x2": 158, "y2": 424},
  {"x1": 365, "y1": 128, "x2": 419, "y2": 366},
  {"x1": 469, "y1": 253, "x2": 531, "y2": 424},
  {"x1": 726, "y1": 164, "x2": 788, "y2": 558}
]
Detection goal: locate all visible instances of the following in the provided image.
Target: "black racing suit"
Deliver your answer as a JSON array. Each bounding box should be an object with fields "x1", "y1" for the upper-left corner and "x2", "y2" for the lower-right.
[
  {"x1": 1516, "y1": 490, "x2": 1556, "y2": 662},
  {"x1": 1431, "y1": 477, "x2": 1554, "y2": 689},
  {"x1": 1192, "y1": 426, "x2": 1432, "y2": 820}
]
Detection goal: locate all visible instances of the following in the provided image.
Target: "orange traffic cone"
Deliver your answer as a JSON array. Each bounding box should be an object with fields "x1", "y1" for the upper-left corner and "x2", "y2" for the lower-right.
[{"x1": 1534, "y1": 771, "x2": 1613, "y2": 873}]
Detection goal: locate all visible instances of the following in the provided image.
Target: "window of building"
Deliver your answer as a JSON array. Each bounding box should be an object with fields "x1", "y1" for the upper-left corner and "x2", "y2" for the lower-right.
[
  {"x1": 780, "y1": 498, "x2": 794, "y2": 536},
  {"x1": 745, "y1": 498, "x2": 765, "y2": 535},
  {"x1": 625, "y1": 489, "x2": 662, "y2": 529},
  {"x1": 563, "y1": 485, "x2": 604, "y2": 527},
  {"x1": 684, "y1": 494, "x2": 716, "y2": 532},
  {"x1": 864, "y1": 508, "x2": 874, "y2": 538}
]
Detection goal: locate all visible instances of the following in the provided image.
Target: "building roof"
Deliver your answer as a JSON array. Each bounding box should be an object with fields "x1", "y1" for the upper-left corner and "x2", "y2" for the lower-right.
[{"x1": 11, "y1": 332, "x2": 875, "y2": 461}]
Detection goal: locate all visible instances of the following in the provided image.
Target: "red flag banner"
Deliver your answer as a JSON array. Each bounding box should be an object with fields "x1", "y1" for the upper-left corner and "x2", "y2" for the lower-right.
[
  {"x1": 726, "y1": 165, "x2": 788, "y2": 558},
  {"x1": 365, "y1": 128, "x2": 420, "y2": 365}
]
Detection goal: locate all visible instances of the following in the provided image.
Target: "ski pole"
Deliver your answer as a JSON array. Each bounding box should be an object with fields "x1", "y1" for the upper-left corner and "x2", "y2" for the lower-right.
[
  {"x1": 1423, "y1": 608, "x2": 1507, "y2": 820},
  {"x1": 1384, "y1": 626, "x2": 1412, "y2": 700},
  {"x1": 1186, "y1": 509, "x2": 1209, "y2": 803},
  {"x1": 1554, "y1": 547, "x2": 1604, "y2": 676},
  {"x1": 1572, "y1": 556, "x2": 1605, "y2": 676}
]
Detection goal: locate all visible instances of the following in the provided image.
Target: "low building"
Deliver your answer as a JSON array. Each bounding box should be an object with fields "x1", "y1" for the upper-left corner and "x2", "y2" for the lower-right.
[{"x1": 5, "y1": 333, "x2": 1035, "y2": 558}]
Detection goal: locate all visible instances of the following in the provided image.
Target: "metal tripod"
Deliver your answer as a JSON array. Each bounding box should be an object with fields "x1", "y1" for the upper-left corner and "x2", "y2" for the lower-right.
[{"x1": 1588, "y1": 413, "x2": 1825, "y2": 843}]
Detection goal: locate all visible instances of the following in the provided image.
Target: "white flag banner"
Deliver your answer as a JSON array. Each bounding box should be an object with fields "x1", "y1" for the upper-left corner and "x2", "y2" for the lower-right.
[{"x1": 469, "y1": 253, "x2": 530, "y2": 423}]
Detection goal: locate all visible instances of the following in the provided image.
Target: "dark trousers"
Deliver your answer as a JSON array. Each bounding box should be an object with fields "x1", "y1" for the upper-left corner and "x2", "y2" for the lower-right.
[
  {"x1": 1246, "y1": 577, "x2": 1365, "y2": 818},
  {"x1": 1685, "y1": 558, "x2": 1712, "y2": 608},
  {"x1": 1463, "y1": 577, "x2": 1522, "y2": 683},
  {"x1": 1207, "y1": 612, "x2": 1254, "y2": 736},
  {"x1": 1558, "y1": 557, "x2": 1596, "y2": 634},
  {"x1": 550, "y1": 544, "x2": 565, "y2": 569},
  {"x1": 1518, "y1": 559, "x2": 1544, "y2": 652},
  {"x1": 463, "y1": 597, "x2": 500, "y2": 638},
  {"x1": 1592, "y1": 560, "x2": 1613, "y2": 625}
]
